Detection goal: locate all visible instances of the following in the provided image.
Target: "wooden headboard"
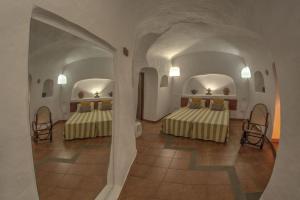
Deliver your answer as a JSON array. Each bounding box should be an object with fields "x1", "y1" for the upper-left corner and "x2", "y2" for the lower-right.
[{"x1": 181, "y1": 97, "x2": 238, "y2": 110}]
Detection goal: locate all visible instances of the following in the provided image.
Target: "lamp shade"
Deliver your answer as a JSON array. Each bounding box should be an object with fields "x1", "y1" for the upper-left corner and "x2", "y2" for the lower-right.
[
  {"x1": 241, "y1": 67, "x2": 251, "y2": 79},
  {"x1": 57, "y1": 74, "x2": 67, "y2": 84},
  {"x1": 169, "y1": 66, "x2": 180, "y2": 77}
]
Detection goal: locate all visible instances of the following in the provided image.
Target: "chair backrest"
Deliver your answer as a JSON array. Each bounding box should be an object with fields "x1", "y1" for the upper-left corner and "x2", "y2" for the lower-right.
[
  {"x1": 250, "y1": 104, "x2": 269, "y2": 126},
  {"x1": 35, "y1": 106, "x2": 52, "y2": 124}
]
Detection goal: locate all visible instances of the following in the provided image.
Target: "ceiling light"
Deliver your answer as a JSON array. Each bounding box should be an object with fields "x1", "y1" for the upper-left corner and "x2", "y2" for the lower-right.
[{"x1": 169, "y1": 66, "x2": 180, "y2": 77}]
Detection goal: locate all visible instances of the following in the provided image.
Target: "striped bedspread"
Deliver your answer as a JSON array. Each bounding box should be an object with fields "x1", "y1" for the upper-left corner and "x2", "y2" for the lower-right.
[
  {"x1": 162, "y1": 107, "x2": 229, "y2": 143},
  {"x1": 64, "y1": 110, "x2": 112, "y2": 140}
]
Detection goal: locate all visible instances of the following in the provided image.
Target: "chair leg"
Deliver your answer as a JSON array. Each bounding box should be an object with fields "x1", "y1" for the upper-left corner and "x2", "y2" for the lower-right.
[
  {"x1": 49, "y1": 130, "x2": 53, "y2": 142},
  {"x1": 240, "y1": 131, "x2": 246, "y2": 145},
  {"x1": 260, "y1": 136, "x2": 265, "y2": 149},
  {"x1": 34, "y1": 132, "x2": 38, "y2": 143}
]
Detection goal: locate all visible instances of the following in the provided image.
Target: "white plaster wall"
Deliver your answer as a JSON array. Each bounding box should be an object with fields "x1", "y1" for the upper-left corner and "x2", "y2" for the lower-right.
[
  {"x1": 172, "y1": 51, "x2": 250, "y2": 119},
  {"x1": 1, "y1": 1, "x2": 300, "y2": 200},
  {"x1": 0, "y1": 1, "x2": 138, "y2": 199},
  {"x1": 141, "y1": 67, "x2": 158, "y2": 121},
  {"x1": 183, "y1": 74, "x2": 236, "y2": 95},
  {"x1": 71, "y1": 78, "x2": 113, "y2": 100},
  {"x1": 245, "y1": 1, "x2": 300, "y2": 199}
]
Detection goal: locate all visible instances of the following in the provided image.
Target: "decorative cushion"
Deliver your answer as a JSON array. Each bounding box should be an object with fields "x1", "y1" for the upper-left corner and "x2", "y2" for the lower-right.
[
  {"x1": 101, "y1": 104, "x2": 112, "y2": 111},
  {"x1": 191, "y1": 98, "x2": 202, "y2": 103},
  {"x1": 79, "y1": 105, "x2": 91, "y2": 113},
  {"x1": 210, "y1": 99, "x2": 225, "y2": 111},
  {"x1": 77, "y1": 102, "x2": 94, "y2": 112},
  {"x1": 188, "y1": 98, "x2": 205, "y2": 108},
  {"x1": 100, "y1": 100, "x2": 112, "y2": 111},
  {"x1": 211, "y1": 104, "x2": 225, "y2": 111},
  {"x1": 189, "y1": 102, "x2": 202, "y2": 109},
  {"x1": 213, "y1": 98, "x2": 224, "y2": 105},
  {"x1": 101, "y1": 100, "x2": 112, "y2": 105}
]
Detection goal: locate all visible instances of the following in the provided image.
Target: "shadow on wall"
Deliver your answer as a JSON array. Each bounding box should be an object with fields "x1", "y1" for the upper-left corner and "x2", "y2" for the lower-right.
[
  {"x1": 71, "y1": 78, "x2": 113, "y2": 100},
  {"x1": 183, "y1": 74, "x2": 236, "y2": 95}
]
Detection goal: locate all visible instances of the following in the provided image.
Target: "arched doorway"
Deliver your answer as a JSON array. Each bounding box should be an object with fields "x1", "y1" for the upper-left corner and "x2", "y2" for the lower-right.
[{"x1": 136, "y1": 67, "x2": 159, "y2": 121}]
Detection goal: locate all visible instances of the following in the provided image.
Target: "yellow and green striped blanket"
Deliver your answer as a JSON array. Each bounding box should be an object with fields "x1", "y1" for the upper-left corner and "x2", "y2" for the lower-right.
[
  {"x1": 162, "y1": 107, "x2": 229, "y2": 143},
  {"x1": 64, "y1": 110, "x2": 112, "y2": 140}
]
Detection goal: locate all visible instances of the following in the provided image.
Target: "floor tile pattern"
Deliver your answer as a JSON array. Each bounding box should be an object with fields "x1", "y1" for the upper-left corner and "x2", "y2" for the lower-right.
[
  {"x1": 119, "y1": 120, "x2": 275, "y2": 200},
  {"x1": 32, "y1": 123, "x2": 111, "y2": 200}
]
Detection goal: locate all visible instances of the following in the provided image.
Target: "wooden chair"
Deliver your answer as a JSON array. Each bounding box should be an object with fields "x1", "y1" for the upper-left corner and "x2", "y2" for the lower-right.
[
  {"x1": 32, "y1": 106, "x2": 53, "y2": 143},
  {"x1": 240, "y1": 103, "x2": 269, "y2": 149}
]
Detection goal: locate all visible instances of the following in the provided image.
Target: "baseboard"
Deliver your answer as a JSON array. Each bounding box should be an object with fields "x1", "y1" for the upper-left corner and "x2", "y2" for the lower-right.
[{"x1": 95, "y1": 149, "x2": 137, "y2": 200}]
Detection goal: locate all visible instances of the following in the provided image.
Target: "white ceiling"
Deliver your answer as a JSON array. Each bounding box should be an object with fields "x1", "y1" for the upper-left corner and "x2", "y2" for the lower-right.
[
  {"x1": 132, "y1": 0, "x2": 271, "y2": 69},
  {"x1": 29, "y1": 19, "x2": 113, "y2": 66}
]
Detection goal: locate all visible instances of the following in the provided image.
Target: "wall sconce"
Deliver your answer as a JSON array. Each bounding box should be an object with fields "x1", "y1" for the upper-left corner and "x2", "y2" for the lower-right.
[
  {"x1": 169, "y1": 66, "x2": 180, "y2": 77},
  {"x1": 57, "y1": 74, "x2": 67, "y2": 85},
  {"x1": 241, "y1": 66, "x2": 251, "y2": 79}
]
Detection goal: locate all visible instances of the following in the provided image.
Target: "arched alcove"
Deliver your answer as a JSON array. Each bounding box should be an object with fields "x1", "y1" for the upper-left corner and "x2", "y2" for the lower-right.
[
  {"x1": 41, "y1": 79, "x2": 54, "y2": 97},
  {"x1": 254, "y1": 71, "x2": 266, "y2": 93},
  {"x1": 160, "y1": 75, "x2": 169, "y2": 87},
  {"x1": 183, "y1": 74, "x2": 236, "y2": 96},
  {"x1": 71, "y1": 78, "x2": 113, "y2": 100}
]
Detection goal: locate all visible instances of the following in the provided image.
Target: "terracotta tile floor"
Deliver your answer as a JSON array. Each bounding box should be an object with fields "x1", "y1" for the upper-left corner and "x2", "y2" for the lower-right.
[
  {"x1": 119, "y1": 120, "x2": 275, "y2": 200},
  {"x1": 32, "y1": 122, "x2": 111, "y2": 200}
]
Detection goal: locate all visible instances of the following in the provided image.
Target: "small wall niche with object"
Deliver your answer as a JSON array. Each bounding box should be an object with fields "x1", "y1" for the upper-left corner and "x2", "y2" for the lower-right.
[
  {"x1": 160, "y1": 75, "x2": 169, "y2": 87},
  {"x1": 183, "y1": 74, "x2": 236, "y2": 97},
  {"x1": 71, "y1": 78, "x2": 113, "y2": 100},
  {"x1": 42, "y1": 79, "x2": 54, "y2": 98},
  {"x1": 254, "y1": 71, "x2": 266, "y2": 93}
]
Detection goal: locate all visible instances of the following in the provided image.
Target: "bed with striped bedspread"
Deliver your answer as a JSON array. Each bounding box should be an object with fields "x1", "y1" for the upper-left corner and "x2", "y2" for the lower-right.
[
  {"x1": 64, "y1": 110, "x2": 112, "y2": 140},
  {"x1": 162, "y1": 107, "x2": 229, "y2": 143}
]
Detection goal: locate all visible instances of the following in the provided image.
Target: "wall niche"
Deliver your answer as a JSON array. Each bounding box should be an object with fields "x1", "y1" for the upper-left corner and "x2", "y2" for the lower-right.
[
  {"x1": 42, "y1": 79, "x2": 54, "y2": 98},
  {"x1": 254, "y1": 71, "x2": 265, "y2": 93},
  {"x1": 160, "y1": 75, "x2": 169, "y2": 87}
]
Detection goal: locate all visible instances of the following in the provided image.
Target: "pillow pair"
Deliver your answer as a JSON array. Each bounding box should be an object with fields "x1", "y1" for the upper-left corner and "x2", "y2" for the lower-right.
[
  {"x1": 78, "y1": 102, "x2": 94, "y2": 113},
  {"x1": 188, "y1": 98, "x2": 205, "y2": 109},
  {"x1": 210, "y1": 99, "x2": 228, "y2": 111}
]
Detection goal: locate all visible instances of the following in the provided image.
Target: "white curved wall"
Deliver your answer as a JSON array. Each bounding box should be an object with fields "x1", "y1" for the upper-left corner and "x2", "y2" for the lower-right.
[
  {"x1": 71, "y1": 78, "x2": 113, "y2": 100},
  {"x1": 183, "y1": 74, "x2": 236, "y2": 95},
  {"x1": 0, "y1": 2, "x2": 138, "y2": 200},
  {"x1": 172, "y1": 51, "x2": 250, "y2": 119},
  {"x1": 1, "y1": 1, "x2": 300, "y2": 200},
  {"x1": 141, "y1": 67, "x2": 158, "y2": 121}
]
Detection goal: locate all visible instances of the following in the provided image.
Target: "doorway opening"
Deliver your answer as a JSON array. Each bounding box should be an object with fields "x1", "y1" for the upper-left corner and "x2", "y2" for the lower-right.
[{"x1": 136, "y1": 72, "x2": 144, "y2": 120}]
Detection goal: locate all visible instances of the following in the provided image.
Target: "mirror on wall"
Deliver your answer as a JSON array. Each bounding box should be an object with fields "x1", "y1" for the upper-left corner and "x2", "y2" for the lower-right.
[{"x1": 28, "y1": 18, "x2": 114, "y2": 199}]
